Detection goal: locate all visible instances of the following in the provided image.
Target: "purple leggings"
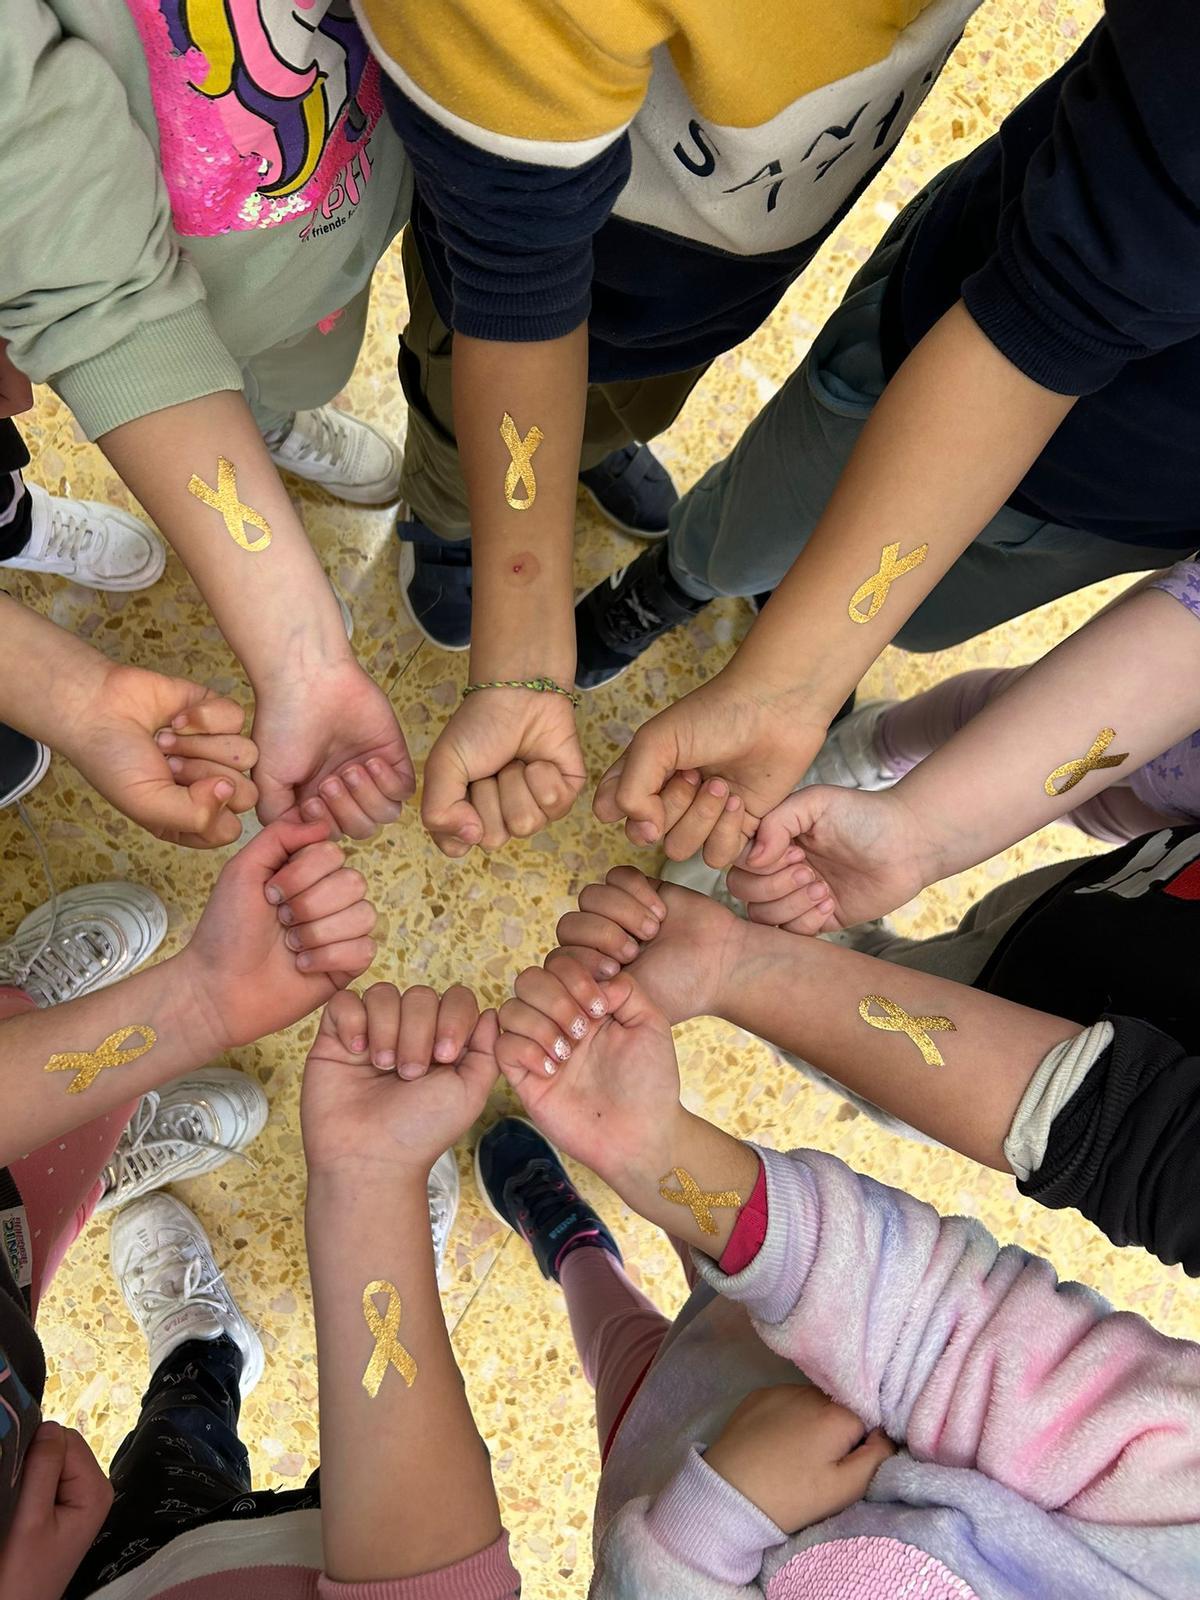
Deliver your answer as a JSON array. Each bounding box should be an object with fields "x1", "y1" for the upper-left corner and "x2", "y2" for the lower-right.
[{"x1": 879, "y1": 667, "x2": 1199, "y2": 844}]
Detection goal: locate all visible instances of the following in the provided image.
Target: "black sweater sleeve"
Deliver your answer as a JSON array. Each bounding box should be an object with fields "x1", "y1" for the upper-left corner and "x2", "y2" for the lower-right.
[
  {"x1": 962, "y1": 0, "x2": 1200, "y2": 395},
  {"x1": 1019, "y1": 1014, "x2": 1200, "y2": 1276}
]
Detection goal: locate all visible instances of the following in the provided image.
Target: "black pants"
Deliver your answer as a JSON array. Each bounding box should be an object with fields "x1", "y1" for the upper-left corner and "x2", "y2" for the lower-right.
[
  {"x1": 0, "y1": 419, "x2": 31, "y2": 561},
  {"x1": 66, "y1": 1337, "x2": 320, "y2": 1596}
]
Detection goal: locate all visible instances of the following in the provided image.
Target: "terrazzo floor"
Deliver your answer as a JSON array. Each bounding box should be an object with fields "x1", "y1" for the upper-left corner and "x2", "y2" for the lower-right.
[{"x1": 10, "y1": 1, "x2": 1192, "y2": 1593}]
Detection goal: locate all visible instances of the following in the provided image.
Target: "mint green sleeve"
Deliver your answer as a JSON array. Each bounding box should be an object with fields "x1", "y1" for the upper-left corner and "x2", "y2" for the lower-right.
[{"x1": 0, "y1": 1, "x2": 243, "y2": 437}]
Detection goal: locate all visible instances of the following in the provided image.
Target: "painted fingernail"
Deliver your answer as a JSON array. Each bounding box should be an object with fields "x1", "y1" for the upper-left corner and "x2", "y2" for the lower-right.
[
  {"x1": 597, "y1": 958, "x2": 620, "y2": 979},
  {"x1": 622, "y1": 940, "x2": 639, "y2": 961},
  {"x1": 264, "y1": 885, "x2": 282, "y2": 904},
  {"x1": 296, "y1": 952, "x2": 313, "y2": 971},
  {"x1": 350, "y1": 1037, "x2": 367, "y2": 1054},
  {"x1": 641, "y1": 918, "x2": 658, "y2": 938},
  {"x1": 588, "y1": 998, "x2": 606, "y2": 1018},
  {"x1": 277, "y1": 905, "x2": 294, "y2": 926},
  {"x1": 553, "y1": 1037, "x2": 571, "y2": 1061},
  {"x1": 215, "y1": 780, "x2": 235, "y2": 801},
  {"x1": 374, "y1": 1050, "x2": 396, "y2": 1068},
  {"x1": 543, "y1": 1057, "x2": 558, "y2": 1077},
  {"x1": 285, "y1": 929, "x2": 302, "y2": 951},
  {"x1": 434, "y1": 1037, "x2": 456, "y2": 1062},
  {"x1": 343, "y1": 767, "x2": 362, "y2": 788},
  {"x1": 399, "y1": 1062, "x2": 424, "y2": 1080},
  {"x1": 569, "y1": 1016, "x2": 588, "y2": 1040},
  {"x1": 167, "y1": 756, "x2": 183, "y2": 775}
]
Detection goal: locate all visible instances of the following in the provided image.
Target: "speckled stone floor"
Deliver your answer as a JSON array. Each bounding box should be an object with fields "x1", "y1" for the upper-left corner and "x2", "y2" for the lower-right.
[{"x1": 13, "y1": 2, "x2": 1191, "y2": 1594}]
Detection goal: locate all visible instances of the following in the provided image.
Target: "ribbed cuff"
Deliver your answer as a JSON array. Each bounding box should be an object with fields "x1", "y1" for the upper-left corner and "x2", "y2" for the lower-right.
[
  {"x1": 694, "y1": 1146, "x2": 819, "y2": 1327},
  {"x1": 54, "y1": 303, "x2": 244, "y2": 439},
  {"x1": 646, "y1": 1446, "x2": 787, "y2": 1585},
  {"x1": 961, "y1": 228, "x2": 1131, "y2": 397},
  {"x1": 1004, "y1": 1021, "x2": 1114, "y2": 1182},
  {"x1": 318, "y1": 1533, "x2": 520, "y2": 1600}
]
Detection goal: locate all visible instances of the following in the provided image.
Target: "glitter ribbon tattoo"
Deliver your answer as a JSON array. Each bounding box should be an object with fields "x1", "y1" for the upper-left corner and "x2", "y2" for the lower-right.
[
  {"x1": 187, "y1": 457, "x2": 272, "y2": 552},
  {"x1": 1043, "y1": 727, "x2": 1129, "y2": 798},
  {"x1": 500, "y1": 412, "x2": 544, "y2": 511},
  {"x1": 44, "y1": 1026, "x2": 158, "y2": 1095},
  {"x1": 658, "y1": 1167, "x2": 742, "y2": 1236},
  {"x1": 858, "y1": 995, "x2": 956, "y2": 1068},
  {"x1": 361, "y1": 1280, "x2": 417, "y2": 1397},
  {"x1": 848, "y1": 540, "x2": 929, "y2": 624}
]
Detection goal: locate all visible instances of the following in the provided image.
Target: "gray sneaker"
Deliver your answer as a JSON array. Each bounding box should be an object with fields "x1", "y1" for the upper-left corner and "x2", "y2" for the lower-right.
[{"x1": 97, "y1": 1066, "x2": 269, "y2": 1214}]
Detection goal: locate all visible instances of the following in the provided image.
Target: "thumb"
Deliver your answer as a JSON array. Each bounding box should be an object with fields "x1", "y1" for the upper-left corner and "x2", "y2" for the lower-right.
[
  {"x1": 746, "y1": 792, "x2": 815, "y2": 869},
  {"x1": 229, "y1": 816, "x2": 333, "y2": 881},
  {"x1": 611, "y1": 727, "x2": 677, "y2": 842},
  {"x1": 837, "y1": 1427, "x2": 896, "y2": 1497},
  {"x1": 255, "y1": 763, "x2": 296, "y2": 827},
  {"x1": 462, "y1": 1009, "x2": 501, "y2": 1094},
  {"x1": 600, "y1": 971, "x2": 667, "y2": 1033},
  {"x1": 420, "y1": 744, "x2": 484, "y2": 853},
  {"x1": 14, "y1": 1421, "x2": 67, "y2": 1515}
]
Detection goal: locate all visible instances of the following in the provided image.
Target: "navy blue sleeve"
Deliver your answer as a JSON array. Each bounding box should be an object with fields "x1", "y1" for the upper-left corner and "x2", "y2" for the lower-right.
[
  {"x1": 383, "y1": 83, "x2": 631, "y2": 342},
  {"x1": 963, "y1": 0, "x2": 1200, "y2": 395}
]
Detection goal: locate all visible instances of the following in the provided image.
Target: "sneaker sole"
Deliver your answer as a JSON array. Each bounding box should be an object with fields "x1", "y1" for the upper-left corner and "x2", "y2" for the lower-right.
[
  {"x1": 473, "y1": 1118, "x2": 562, "y2": 1230},
  {"x1": 578, "y1": 482, "x2": 671, "y2": 541},
  {"x1": 397, "y1": 542, "x2": 470, "y2": 652},
  {"x1": 6, "y1": 531, "x2": 169, "y2": 594},
  {"x1": 0, "y1": 740, "x2": 51, "y2": 809}
]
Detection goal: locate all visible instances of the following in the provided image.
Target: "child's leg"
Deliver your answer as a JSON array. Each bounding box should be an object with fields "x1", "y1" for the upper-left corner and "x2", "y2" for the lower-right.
[
  {"x1": 241, "y1": 284, "x2": 373, "y2": 439},
  {"x1": 559, "y1": 1246, "x2": 675, "y2": 1456},
  {"x1": 0, "y1": 419, "x2": 32, "y2": 562},
  {"x1": 0, "y1": 987, "x2": 137, "y2": 1310},
  {"x1": 877, "y1": 666, "x2": 1025, "y2": 776}
]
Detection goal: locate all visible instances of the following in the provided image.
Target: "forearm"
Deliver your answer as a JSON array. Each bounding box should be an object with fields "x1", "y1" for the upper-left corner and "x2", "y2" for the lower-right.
[
  {"x1": 897, "y1": 586, "x2": 1200, "y2": 883},
  {"x1": 0, "y1": 595, "x2": 112, "y2": 750},
  {"x1": 453, "y1": 330, "x2": 587, "y2": 686},
  {"x1": 309, "y1": 1168, "x2": 502, "y2": 1582},
  {"x1": 98, "y1": 393, "x2": 350, "y2": 690},
  {"x1": 725, "y1": 302, "x2": 1076, "y2": 719},
  {"x1": 712, "y1": 922, "x2": 1078, "y2": 1170},
  {"x1": 0, "y1": 955, "x2": 222, "y2": 1166},
  {"x1": 608, "y1": 1109, "x2": 761, "y2": 1259}
]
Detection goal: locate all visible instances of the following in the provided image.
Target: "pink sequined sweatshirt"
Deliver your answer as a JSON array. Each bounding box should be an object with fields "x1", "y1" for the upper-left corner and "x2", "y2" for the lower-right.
[{"x1": 590, "y1": 1146, "x2": 1200, "y2": 1598}]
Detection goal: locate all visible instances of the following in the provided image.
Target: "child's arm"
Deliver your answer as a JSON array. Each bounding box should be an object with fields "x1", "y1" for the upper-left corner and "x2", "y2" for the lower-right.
[
  {"x1": 302, "y1": 987, "x2": 520, "y2": 1594},
  {"x1": 0, "y1": 594, "x2": 257, "y2": 847},
  {"x1": 737, "y1": 577, "x2": 1200, "y2": 932},
  {"x1": 0, "y1": 819, "x2": 375, "y2": 1167}
]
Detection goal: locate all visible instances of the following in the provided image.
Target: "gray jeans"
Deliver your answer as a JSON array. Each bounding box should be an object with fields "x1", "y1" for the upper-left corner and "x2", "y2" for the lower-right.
[{"x1": 668, "y1": 178, "x2": 1195, "y2": 648}]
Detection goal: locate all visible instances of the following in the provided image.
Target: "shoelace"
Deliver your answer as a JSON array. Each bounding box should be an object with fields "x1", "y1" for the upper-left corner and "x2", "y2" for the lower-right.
[
  {"x1": 104, "y1": 1096, "x2": 252, "y2": 1198},
  {"x1": 43, "y1": 501, "x2": 101, "y2": 564},
  {"x1": 128, "y1": 1239, "x2": 231, "y2": 1329},
  {"x1": 283, "y1": 408, "x2": 349, "y2": 471},
  {"x1": 515, "y1": 1164, "x2": 577, "y2": 1236}
]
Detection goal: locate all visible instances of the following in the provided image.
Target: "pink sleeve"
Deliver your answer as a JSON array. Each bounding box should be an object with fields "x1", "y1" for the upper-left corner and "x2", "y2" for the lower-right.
[
  {"x1": 317, "y1": 1533, "x2": 521, "y2": 1600},
  {"x1": 700, "y1": 1148, "x2": 1200, "y2": 1526},
  {"x1": 718, "y1": 1159, "x2": 768, "y2": 1276}
]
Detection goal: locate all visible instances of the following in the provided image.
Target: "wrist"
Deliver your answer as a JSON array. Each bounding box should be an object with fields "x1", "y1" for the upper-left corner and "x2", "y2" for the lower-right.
[
  {"x1": 305, "y1": 1161, "x2": 430, "y2": 1208},
  {"x1": 884, "y1": 781, "x2": 954, "y2": 886},
  {"x1": 155, "y1": 950, "x2": 230, "y2": 1062}
]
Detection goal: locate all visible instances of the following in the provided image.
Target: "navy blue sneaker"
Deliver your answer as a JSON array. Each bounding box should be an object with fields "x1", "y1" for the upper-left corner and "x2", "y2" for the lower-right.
[
  {"x1": 575, "y1": 541, "x2": 706, "y2": 690},
  {"x1": 579, "y1": 443, "x2": 677, "y2": 539},
  {"x1": 396, "y1": 512, "x2": 472, "y2": 651},
  {"x1": 0, "y1": 724, "x2": 50, "y2": 808},
  {"x1": 475, "y1": 1119, "x2": 621, "y2": 1282}
]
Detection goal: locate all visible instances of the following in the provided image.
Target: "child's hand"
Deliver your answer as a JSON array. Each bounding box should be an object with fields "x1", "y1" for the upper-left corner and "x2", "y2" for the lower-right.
[
  {"x1": 177, "y1": 819, "x2": 377, "y2": 1053},
  {"x1": 0, "y1": 1421, "x2": 113, "y2": 1600},
  {"x1": 553, "y1": 865, "x2": 746, "y2": 1025},
  {"x1": 60, "y1": 662, "x2": 258, "y2": 848},
  {"x1": 595, "y1": 763, "x2": 753, "y2": 866},
  {"x1": 496, "y1": 967, "x2": 684, "y2": 1189},
  {"x1": 729, "y1": 786, "x2": 931, "y2": 934},
  {"x1": 301, "y1": 983, "x2": 498, "y2": 1174},
  {"x1": 704, "y1": 1386, "x2": 894, "y2": 1536}
]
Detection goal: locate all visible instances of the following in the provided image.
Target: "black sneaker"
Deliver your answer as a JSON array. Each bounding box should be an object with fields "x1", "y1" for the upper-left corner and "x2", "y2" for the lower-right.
[
  {"x1": 396, "y1": 512, "x2": 472, "y2": 651},
  {"x1": 575, "y1": 542, "x2": 707, "y2": 691},
  {"x1": 474, "y1": 1118, "x2": 621, "y2": 1282},
  {"x1": 0, "y1": 724, "x2": 50, "y2": 808},
  {"x1": 578, "y1": 443, "x2": 677, "y2": 539}
]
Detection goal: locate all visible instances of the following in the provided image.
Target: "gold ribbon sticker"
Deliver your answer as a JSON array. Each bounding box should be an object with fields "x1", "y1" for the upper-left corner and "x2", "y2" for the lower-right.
[
  {"x1": 1043, "y1": 727, "x2": 1129, "y2": 798},
  {"x1": 848, "y1": 540, "x2": 929, "y2": 625},
  {"x1": 658, "y1": 1167, "x2": 742, "y2": 1236},
  {"x1": 858, "y1": 995, "x2": 956, "y2": 1068},
  {"x1": 45, "y1": 1026, "x2": 158, "y2": 1095},
  {"x1": 187, "y1": 457, "x2": 272, "y2": 552},
  {"x1": 361, "y1": 1279, "x2": 417, "y2": 1397},
  {"x1": 500, "y1": 412, "x2": 544, "y2": 511}
]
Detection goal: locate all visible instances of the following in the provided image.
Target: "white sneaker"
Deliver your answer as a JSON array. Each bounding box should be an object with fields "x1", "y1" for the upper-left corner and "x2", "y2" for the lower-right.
[
  {"x1": 800, "y1": 700, "x2": 900, "y2": 791},
  {"x1": 0, "y1": 881, "x2": 167, "y2": 1007},
  {"x1": 428, "y1": 1149, "x2": 460, "y2": 1281},
  {"x1": 267, "y1": 406, "x2": 402, "y2": 505},
  {"x1": 4, "y1": 485, "x2": 166, "y2": 592},
  {"x1": 111, "y1": 1193, "x2": 264, "y2": 1394},
  {"x1": 96, "y1": 1067, "x2": 269, "y2": 1214}
]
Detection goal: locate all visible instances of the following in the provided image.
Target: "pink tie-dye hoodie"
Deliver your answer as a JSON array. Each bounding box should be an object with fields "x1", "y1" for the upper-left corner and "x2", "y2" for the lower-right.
[{"x1": 591, "y1": 1147, "x2": 1200, "y2": 1597}]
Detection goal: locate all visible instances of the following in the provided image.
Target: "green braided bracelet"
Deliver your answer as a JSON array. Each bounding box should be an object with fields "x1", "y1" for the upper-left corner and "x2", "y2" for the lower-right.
[{"x1": 462, "y1": 676, "x2": 582, "y2": 709}]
